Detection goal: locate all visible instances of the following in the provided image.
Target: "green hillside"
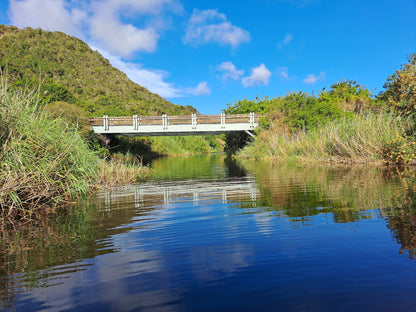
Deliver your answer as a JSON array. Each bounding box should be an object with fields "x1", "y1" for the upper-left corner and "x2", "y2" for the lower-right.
[{"x1": 0, "y1": 24, "x2": 195, "y2": 116}]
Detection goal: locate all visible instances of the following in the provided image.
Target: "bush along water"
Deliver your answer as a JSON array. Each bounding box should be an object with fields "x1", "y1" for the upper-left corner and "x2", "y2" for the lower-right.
[
  {"x1": 0, "y1": 82, "x2": 100, "y2": 223},
  {"x1": 0, "y1": 82, "x2": 155, "y2": 225}
]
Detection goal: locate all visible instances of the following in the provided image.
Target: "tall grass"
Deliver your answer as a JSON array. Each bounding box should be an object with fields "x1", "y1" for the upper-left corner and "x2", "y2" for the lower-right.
[
  {"x1": 0, "y1": 81, "x2": 153, "y2": 225},
  {"x1": 239, "y1": 112, "x2": 411, "y2": 163},
  {"x1": 0, "y1": 81, "x2": 100, "y2": 222},
  {"x1": 99, "y1": 154, "x2": 152, "y2": 188}
]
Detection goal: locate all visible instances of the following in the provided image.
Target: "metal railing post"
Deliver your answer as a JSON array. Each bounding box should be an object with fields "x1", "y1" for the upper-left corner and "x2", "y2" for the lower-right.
[
  {"x1": 162, "y1": 114, "x2": 168, "y2": 130},
  {"x1": 133, "y1": 115, "x2": 138, "y2": 130},
  {"x1": 221, "y1": 112, "x2": 225, "y2": 129},
  {"x1": 249, "y1": 112, "x2": 254, "y2": 129},
  {"x1": 103, "y1": 115, "x2": 109, "y2": 131}
]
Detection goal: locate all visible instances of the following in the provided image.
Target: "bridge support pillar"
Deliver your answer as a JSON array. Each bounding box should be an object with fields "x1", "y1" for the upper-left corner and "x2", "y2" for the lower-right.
[{"x1": 245, "y1": 130, "x2": 255, "y2": 138}]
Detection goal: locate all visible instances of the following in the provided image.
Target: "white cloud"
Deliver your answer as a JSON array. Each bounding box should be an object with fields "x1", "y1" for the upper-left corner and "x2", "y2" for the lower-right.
[
  {"x1": 99, "y1": 49, "x2": 212, "y2": 98},
  {"x1": 9, "y1": 0, "x2": 181, "y2": 58},
  {"x1": 303, "y1": 72, "x2": 325, "y2": 85},
  {"x1": 278, "y1": 33, "x2": 293, "y2": 50},
  {"x1": 89, "y1": 0, "x2": 180, "y2": 57},
  {"x1": 183, "y1": 9, "x2": 250, "y2": 48},
  {"x1": 98, "y1": 48, "x2": 182, "y2": 98},
  {"x1": 9, "y1": 0, "x2": 87, "y2": 38},
  {"x1": 217, "y1": 61, "x2": 245, "y2": 81},
  {"x1": 193, "y1": 82, "x2": 211, "y2": 96},
  {"x1": 89, "y1": 9, "x2": 159, "y2": 57},
  {"x1": 242, "y1": 64, "x2": 272, "y2": 87}
]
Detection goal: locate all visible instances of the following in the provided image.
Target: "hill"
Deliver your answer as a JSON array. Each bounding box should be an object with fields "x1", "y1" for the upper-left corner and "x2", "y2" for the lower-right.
[{"x1": 0, "y1": 24, "x2": 195, "y2": 116}]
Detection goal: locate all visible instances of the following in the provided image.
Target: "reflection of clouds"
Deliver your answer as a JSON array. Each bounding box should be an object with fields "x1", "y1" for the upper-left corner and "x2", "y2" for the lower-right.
[
  {"x1": 18, "y1": 242, "x2": 255, "y2": 311},
  {"x1": 94, "y1": 247, "x2": 182, "y2": 312},
  {"x1": 19, "y1": 247, "x2": 180, "y2": 312},
  {"x1": 17, "y1": 263, "x2": 93, "y2": 311},
  {"x1": 190, "y1": 244, "x2": 254, "y2": 283},
  {"x1": 254, "y1": 212, "x2": 275, "y2": 236}
]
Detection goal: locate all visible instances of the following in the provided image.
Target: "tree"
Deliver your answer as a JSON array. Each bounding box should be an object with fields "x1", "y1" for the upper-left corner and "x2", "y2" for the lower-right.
[
  {"x1": 320, "y1": 79, "x2": 374, "y2": 112},
  {"x1": 381, "y1": 53, "x2": 416, "y2": 115}
]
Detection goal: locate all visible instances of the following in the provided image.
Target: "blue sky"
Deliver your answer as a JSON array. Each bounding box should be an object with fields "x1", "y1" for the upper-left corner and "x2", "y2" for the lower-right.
[{"x1": 0, "y1": 0, "x2": 415, "y2": 114}]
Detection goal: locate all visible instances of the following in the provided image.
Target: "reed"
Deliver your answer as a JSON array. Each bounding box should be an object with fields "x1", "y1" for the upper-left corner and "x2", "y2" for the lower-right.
[
  {"x1": 0, "y1": 82, "x2": 99, "y2": 222},
  {"x1": 239, "y1": 112, "x2": 411, "y2": 163},
  {"x1": 98, "y1": 155, "x2": 152, "y2": 188},
  {"x1": 0, "y1": 81, "x2": 154, "y2": 225}
]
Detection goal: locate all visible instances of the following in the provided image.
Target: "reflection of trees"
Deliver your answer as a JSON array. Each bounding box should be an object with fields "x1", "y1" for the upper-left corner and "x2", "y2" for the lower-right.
[
  {"x1": 241, "y1": 161, "x2": 416, "y2": 258},
  {"x1": 151, "y1": 154, "x2": 226, "y2": 181},
  {"x1": 150, "y1": 154, "x2": 248, "y2": 181},
  {"x1": 379, "y1": 167, "x2": 416, "y2": 259},
  {"x1": 241, "y1": 161, "x2": 385, "y2": 222},
  {"x1": 387, "y1": 212, "x2": 416, "y2": 259}
]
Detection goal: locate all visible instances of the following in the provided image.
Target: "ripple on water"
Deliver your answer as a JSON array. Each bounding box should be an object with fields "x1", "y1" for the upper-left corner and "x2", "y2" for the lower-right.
[{"x1": 3, "y1": 159, "x2": 416, "y2": 312}]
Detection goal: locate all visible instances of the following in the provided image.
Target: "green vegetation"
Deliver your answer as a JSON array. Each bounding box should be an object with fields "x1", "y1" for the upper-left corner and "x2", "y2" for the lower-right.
[
  {"x1": 227, "y1": 54, "x2": 416, "y2": 164},
  {"x1": 0, "y1": 24, "x2": 193, "y2": 117},
  {"x1": 381, "y1": 54, "x2": 416, "y2": 119},
  {"x1": 240, "y1": 111, "x2": 414, "y2": 163},
  {"x1": 0, "y1": 82, "x2": 96, "y2": 221},
  {"x1": 0, "y1": 82, "x2": 149, "y2": 224},
  {"x1": 106, "y1": 135, "x2": 224, "y2": 158}
]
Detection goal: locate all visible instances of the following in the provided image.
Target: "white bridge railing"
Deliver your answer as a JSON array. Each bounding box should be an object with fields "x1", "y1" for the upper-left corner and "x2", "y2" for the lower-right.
[{"x1": 89, "y1": 113, "x2": 260, "y2": 136}]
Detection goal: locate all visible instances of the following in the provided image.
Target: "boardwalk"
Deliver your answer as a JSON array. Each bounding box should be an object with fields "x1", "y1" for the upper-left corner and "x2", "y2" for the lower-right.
[{"x1": 89, "y1": 113, "x2": 260, "y2": 136}]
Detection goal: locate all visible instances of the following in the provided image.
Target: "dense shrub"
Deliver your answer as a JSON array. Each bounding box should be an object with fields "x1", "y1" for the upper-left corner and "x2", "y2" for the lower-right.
[{"x1": 0, "y1": 83, "x2": 99, "y2": 221}]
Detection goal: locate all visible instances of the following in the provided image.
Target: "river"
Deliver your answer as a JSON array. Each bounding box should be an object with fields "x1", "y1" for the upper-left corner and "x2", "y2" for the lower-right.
[{"x1": 1, "y1": 154, "x2": 416, "y2": 311}]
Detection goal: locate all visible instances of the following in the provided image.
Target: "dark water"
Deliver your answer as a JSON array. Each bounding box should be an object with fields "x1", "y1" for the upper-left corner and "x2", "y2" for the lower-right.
[{"x1": 2, "y1": 154, "x2": 416, "y2": 311}]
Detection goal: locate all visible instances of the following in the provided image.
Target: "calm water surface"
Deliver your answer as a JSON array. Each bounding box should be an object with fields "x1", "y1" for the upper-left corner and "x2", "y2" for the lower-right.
[{"x1": 2, "y1": 155, "x2": 416, "y2": 311}]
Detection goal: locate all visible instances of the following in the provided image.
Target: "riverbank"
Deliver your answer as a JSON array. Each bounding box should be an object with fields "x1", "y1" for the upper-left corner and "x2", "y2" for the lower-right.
[
  {"x1": 0, "y1": 84, "x2": 150, "y2": 225},
  {"x1": 237, "y1": 111, "x2": 416, "y2": 165}
]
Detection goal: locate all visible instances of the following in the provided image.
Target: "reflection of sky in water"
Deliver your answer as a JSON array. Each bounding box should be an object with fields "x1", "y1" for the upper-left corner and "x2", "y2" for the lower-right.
[
  {"x1": 5, "y1": 163, "x2": 416, "y2": 312},
  {"x1": 11, "y1": 178, "x2": 260, "y2": 311}
]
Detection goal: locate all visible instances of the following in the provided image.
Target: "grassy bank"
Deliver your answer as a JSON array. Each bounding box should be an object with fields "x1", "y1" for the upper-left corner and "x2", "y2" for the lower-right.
[
  {"x1": 0, "y1": 83, "x2": 149, "y2": 224},
  {"x1": 239, "y1": 112, "x2": 416, "y2": 164}
]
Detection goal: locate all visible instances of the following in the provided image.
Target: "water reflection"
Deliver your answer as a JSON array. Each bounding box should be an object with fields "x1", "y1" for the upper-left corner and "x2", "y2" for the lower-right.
[
  {"x1": 2, "y1": 157, "x2": 416, "y2": 311},
  {"x1": 242, "y1": 161, "x2": 416, "y2": 257},
  {"x1": 100, "y1": 179, "x2": 259, "y2": 209}
]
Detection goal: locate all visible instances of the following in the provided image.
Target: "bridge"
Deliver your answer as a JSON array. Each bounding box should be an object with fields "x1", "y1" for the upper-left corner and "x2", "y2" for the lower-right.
[{"x1": 89, "y1": 113, "x2": 260, "y2": 136}]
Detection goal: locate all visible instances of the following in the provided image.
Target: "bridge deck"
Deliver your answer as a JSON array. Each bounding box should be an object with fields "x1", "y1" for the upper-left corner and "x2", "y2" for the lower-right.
[{"x1": 89, "y1": 113, "x2": 260, "y2": 136}]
